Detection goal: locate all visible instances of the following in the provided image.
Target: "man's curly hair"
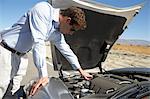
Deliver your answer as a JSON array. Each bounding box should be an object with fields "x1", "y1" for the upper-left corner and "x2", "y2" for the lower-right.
[{"x1": 60, "y1": 6, "x2": 87, "y2": 30}]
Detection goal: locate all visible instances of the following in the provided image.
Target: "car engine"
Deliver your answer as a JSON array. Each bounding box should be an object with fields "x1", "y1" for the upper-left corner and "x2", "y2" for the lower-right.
[
  {"x1": 3, "y1": 69, "x2": 150, "y2": 99},
  {"x1": 63, "y1": 72, "x2": 150, "y2": 99}
]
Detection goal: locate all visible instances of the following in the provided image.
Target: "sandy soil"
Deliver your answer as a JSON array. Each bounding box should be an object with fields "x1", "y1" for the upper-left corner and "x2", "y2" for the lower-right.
[
  {"x1": 102, "y1": 44, "x2": 150, "y2": 70},
  {"x1": 112, "y1": 44, "x2": 150, "y2": 55}
]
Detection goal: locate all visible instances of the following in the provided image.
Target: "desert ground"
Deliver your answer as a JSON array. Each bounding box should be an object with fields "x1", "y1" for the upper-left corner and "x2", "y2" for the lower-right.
[{"x1": 102, "y1": 44, "x2": 150, "y2": 70}]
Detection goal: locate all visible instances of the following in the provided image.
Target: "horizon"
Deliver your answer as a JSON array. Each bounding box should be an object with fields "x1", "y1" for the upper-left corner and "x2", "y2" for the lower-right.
[
  {"x1": 118, "y1": 38, "x2": 150, "y2": 41},
  {"x1": 116, "y1": 39, "x2": 150, "y2": 46},
  {"x1": 0, "y1": 0, "x2": 150, "y2": 41}
]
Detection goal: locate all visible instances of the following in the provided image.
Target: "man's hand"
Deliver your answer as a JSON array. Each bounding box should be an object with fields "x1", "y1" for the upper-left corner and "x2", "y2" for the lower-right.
[
  {"x1": 29, "y1": 77, "x2": 49, "y2": 96},
  {"x1": 78, "y1": 68, "x2": 93, "y2": 80}
]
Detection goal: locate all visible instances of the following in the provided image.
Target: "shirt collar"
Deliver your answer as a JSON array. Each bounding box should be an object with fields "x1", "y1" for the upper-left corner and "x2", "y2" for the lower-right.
[
  {"x1": 52, "y1": 8, "x2": 60, "y2": 22},
  {"x1": 52, "y1": 8, "x2": 60, "y2": 29}
]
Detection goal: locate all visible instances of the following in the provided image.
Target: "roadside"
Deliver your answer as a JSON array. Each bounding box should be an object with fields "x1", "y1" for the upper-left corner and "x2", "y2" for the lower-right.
[{"x1": 102, "y1": 44, "x2": 150, "y2": 70}]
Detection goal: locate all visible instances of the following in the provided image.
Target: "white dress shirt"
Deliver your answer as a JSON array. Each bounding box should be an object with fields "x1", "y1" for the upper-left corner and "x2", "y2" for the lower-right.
[{"x1": 1, "y1": 1, "x2": 81, "y2": 77}]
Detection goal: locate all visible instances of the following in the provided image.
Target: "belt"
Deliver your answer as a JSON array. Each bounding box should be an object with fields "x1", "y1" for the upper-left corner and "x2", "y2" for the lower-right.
[{"x1": 0, "y1": 40, "x2": 26, "y2": 56}]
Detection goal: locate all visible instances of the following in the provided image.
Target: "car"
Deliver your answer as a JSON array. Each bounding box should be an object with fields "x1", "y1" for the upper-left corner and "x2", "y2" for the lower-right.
[{"x1": 4, "y1": 0, "x2": 150, "y2": 99}]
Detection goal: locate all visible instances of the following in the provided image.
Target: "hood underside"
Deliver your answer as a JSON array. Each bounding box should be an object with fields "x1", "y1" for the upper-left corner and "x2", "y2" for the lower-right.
[{"x1": 51, "y1": 0, "x2": 143, "y2": 70}]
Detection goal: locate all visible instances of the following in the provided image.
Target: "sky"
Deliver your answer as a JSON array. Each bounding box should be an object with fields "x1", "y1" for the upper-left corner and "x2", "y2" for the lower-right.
[{"x1": 0, "y1": 0, "x2": 149, "y2": 41}]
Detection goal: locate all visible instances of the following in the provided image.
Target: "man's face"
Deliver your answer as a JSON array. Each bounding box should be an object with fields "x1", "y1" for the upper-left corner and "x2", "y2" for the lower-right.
[{"x1": 59, "y1": 16, "x2": 79, "y2": 35}]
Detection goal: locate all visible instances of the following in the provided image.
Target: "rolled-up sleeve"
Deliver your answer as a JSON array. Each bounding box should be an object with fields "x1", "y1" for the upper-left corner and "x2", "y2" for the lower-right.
[
  {"x1": 28, "y1": 2, "x2": 51, "y2": 77},
  {"x1": 52, "y1": 32, "x2": 81, "y2": 69}
]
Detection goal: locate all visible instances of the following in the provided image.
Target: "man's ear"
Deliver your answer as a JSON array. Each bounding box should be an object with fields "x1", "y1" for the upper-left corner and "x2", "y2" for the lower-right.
[{"x1": 66, "y1": 17, "x2": 71, "y2": 24}]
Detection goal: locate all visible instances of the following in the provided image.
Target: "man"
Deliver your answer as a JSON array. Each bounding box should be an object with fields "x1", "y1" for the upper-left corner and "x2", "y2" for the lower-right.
[{"x1": 0, "y1": 1, "x2": 93, "y2": 98}]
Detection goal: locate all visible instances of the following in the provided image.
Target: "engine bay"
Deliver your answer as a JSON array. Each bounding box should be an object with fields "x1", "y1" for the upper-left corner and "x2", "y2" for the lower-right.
[
  {"x1": 63, "y1": 72, "x2": 150, "y2": 99},
  {"x1": 3, "y1": 70, "x2": 150, "y2": 99}
]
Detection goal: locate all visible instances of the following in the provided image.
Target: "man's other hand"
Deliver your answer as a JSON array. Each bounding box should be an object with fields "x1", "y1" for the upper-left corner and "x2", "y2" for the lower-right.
[
  {"x1": 29, "y1": 77, "x2": 49, "y2": 96},
  {"x1": 78, "y1": 68, "x2": 93, "y2": 80}
]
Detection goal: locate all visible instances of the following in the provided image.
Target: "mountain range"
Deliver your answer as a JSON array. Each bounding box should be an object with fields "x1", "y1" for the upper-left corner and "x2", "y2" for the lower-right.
[{"x1": 116, "y1": 39, "x2": 150, "y2": 46}]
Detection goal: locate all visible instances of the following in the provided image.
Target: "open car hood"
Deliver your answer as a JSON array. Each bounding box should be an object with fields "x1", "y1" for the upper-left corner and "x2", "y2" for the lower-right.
[{"x1": 51, "y1": 0, "x2": 143, "y2": 70}]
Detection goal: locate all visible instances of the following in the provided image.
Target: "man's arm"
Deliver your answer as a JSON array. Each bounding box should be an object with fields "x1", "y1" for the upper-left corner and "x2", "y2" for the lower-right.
[
  {"x1": 27, "y1": 2, "x2": 52, "y2": 96},
  {"x1": 28, "y1": 43, "x2": 49, "y2": 96},
  {"x1": 32, "y1": 43, "x2": 48, "y2": 78},
  {"x1": 53, "y1": 32, "x2": 93, "y2": 80}
]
